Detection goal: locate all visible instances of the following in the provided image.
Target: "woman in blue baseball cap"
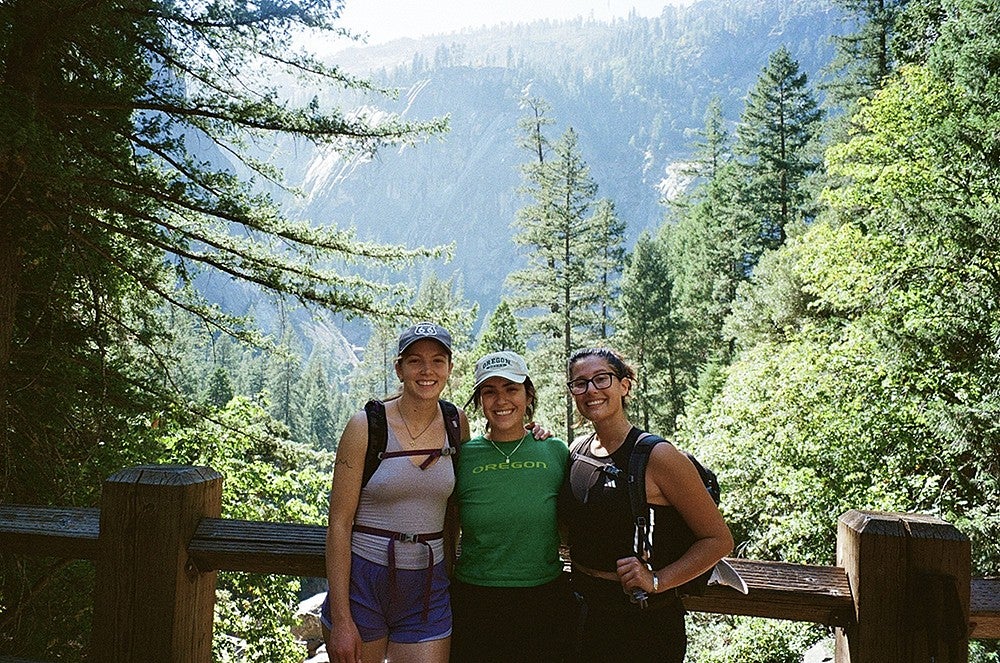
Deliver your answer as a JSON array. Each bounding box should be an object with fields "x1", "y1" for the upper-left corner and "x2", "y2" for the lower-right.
[
  {"x1": 450, "y1": 350, "x2": 571, "y2": 662},
  {"x1": 324, "y1": 321, "x2": 468, "y2": 663}
]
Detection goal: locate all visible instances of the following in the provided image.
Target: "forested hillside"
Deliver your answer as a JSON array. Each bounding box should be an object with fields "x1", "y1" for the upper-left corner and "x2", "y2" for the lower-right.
[
  {"x1": 2, "y1": 0, "x2": 999, "y2": 662},
  {"x1": 269, "y1": 0, "x2": 847, "y2": 315}
]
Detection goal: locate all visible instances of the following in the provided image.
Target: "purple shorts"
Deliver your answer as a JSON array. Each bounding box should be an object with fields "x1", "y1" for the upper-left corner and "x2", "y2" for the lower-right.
[{"x1": 322, "y1": 553, "x2": 452, "y2": 644}]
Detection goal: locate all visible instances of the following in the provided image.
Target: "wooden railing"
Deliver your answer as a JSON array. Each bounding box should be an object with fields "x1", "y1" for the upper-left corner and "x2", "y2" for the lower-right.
[{"x1": 2, "y1": 464, "x2": 999, "y2": 662}]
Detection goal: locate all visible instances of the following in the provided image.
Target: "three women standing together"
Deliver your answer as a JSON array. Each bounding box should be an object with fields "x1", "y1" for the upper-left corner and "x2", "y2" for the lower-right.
[{"x1": 323, "y1": 321, "x2": 732, "y2": 663}]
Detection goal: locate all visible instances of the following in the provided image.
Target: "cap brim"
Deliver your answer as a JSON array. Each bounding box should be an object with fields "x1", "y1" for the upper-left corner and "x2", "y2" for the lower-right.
[
  {"x1": 399, "y1": 338, "x2": 451, "y2": 355},
  {"x1": 708, "y1": 558, "x2": 748, "y2": 594},
  {"x1": 473, "y1": 370, "x2": 528, "y2": 389}
]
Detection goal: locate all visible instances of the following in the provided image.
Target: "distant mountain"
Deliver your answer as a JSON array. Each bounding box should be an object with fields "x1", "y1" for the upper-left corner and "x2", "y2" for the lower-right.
[{"x1": 227, "y1": 0, "x2": 848, "y2": 342}]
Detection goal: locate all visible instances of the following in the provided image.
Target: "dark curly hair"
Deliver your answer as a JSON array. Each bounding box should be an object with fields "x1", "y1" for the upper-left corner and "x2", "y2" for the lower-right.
[
  {"x1": 567, "y1": 347, "x2": 636, "y2": 409},
  {"x1": 466, "y1": 376, "x2": 537, "y2": 433}
]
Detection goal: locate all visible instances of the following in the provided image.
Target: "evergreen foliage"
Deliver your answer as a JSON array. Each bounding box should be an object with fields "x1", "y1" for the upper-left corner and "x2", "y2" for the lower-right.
[
  {"x1": 616, "y1": 230, "x2": 686, "y2": 433},
  {"x1": 826, "y1": 0, "x2": 906, "y2": 105},
  {"x1": 0, "y1": 0, "x2": 441, "y2": 658},
  {"x1": 735, "y1": 45, "x2": 825, "y2": 251},
  {"x1": 507, "y1": 108, "x2": 621, "y2": 440},
  {"x1": 475, "y1": 300, "x2": 527, "y2": 357},
  {"x1": 4, "y1": 0, "x2": 1000, "y2": 660}
]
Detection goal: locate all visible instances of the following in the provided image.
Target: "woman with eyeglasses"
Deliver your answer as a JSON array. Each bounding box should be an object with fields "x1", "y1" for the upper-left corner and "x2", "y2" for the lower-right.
[{"x1": 562, "y1": 348, "x2": 733, "y2": 663}]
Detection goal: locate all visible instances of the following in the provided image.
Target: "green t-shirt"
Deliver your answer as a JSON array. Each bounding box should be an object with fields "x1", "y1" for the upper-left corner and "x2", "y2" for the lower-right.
[{"x1": 454, "y1": 433, "x2": 569, "y2": 587}]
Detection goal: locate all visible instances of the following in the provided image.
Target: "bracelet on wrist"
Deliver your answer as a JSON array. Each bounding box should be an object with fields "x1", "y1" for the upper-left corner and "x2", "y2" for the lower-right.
[{"x1": 651, "y1": 571, "x2": 659, "y2": 593}]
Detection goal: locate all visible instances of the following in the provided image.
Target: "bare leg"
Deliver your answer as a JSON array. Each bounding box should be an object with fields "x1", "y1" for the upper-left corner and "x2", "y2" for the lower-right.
[
  {"x1": 361, "y1": 636, "x2": 389, "y2": 663},
  {"x1": 385, "y1": 636, "x2": 450, "y2": 663},
  {"x1": 321, "y1": 624, "x2": 388, "y2": 663}
]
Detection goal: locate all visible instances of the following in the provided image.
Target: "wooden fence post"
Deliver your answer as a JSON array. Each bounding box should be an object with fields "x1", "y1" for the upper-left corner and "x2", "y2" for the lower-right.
[
  {"x1": 835, "y1": 510, "x2": 971, "y2": 663},
  {"x1": 90, "y1": 465, "x2": 222, "y2": 663}
]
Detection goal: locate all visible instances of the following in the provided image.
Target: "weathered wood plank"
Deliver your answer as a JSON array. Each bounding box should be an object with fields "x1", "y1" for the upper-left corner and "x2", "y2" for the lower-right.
[
  {"x1": 972, "y1": 577, "x2": 1000, "y2": 639},
  {"x1": 3, "y1": 505, "x2": 998, "y2": 642},
  {"x1": 0, "y1": 505, "x2": 99, "y2": 559},
  {"x1": 188, "y1": 521, "x2": 857, "y2": 625},
  {"x1": 91, "y1": 465, "x2": 221, "y2": 663},
  {"x1": 684, "y1": 558, "x2": 854, "y2": 626},
  {"x1": 188, "y1": 517, "x2": 327, "y2": 577}
]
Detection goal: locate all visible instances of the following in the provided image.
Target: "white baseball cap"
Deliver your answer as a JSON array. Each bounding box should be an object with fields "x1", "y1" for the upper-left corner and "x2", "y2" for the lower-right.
[{"x1": 473, "y1": 351, "x2": 529, "y2": 389}]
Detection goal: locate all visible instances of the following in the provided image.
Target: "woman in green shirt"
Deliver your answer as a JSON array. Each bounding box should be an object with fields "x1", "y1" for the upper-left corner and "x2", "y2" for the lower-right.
[{"x1": 450, "y1": 351, "x2": 571, "y2": 663}]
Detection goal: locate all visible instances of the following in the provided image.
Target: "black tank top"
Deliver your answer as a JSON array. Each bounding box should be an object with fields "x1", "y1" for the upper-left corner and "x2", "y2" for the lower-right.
[{"x1": 563, "y1": 427, "x2": 692, "y2": 572}]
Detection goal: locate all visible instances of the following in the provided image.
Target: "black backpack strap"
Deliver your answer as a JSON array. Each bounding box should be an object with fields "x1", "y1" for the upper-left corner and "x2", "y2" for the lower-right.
[
  {"x1": 439, "y1": 399, "x2": 461, "y2": 452},
  {"x1": 362, "y1": 400, "x2": 388, "y2": 488},
  {"x1": 628, "y1": 433, "x2": 664, "y2": 563},
  {"x1": 568, "y1": 434, "x2": 624, "y2": 503},
  {"x1": 363, "y1": 399, "x2": 460, "y2": 488},
  {"x1": 630, "y1": 432, "x2": 723, "y2": 597}
]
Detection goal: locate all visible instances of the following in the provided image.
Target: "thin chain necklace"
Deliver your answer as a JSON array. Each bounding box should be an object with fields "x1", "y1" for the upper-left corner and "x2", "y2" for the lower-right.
[
  {"x1": 487, "y1": 435, "x2": 526, "y2": 464},
  {"x1": 396, "y1": 402, "x2": 436, "y2": 442}
]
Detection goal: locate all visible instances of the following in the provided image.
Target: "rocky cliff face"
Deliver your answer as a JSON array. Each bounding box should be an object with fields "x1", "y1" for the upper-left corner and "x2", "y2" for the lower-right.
[{"x1": 203, "y1": 0, "x2": 845, "y2": 343}]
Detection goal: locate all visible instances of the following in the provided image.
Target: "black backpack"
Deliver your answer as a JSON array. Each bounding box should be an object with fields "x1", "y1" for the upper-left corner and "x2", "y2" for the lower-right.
[
  {"x1": 628, "y1": 433, "x2": 720, "y2": 596},
  {"x1": 568, "y1": 431, "x2": 721, "y2": 597},
  {"x1": 361, "y1": 399, "x2": 462, "y2": 488}
]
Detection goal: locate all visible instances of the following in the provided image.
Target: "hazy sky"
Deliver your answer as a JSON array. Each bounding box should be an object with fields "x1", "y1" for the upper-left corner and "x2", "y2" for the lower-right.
[{"x1": 331, "y1": 0, "x2": 695, "y2": 46}]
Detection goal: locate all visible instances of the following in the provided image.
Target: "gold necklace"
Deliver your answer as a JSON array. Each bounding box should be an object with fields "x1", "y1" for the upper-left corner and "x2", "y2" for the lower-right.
[
  {"x1": 487, "y1": 435, "x2": 526, "y2": 464},
  {"x1": 397, "y1": 403, "x2": 436, "y2": 441}
]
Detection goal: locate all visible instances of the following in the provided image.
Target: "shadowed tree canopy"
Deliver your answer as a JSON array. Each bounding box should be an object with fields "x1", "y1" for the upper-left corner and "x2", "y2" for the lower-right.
[{"x1": 0, "y1": 0, "x2": 447, "y2": 498}]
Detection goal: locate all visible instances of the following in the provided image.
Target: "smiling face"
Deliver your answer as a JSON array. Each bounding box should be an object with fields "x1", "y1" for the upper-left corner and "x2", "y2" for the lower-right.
[
  {"x1": 395, "y1": 338, "x2": 452, "y2": 401},
  {"x1": 568, "y1": 354, "x2": 630, "y2": 425},
  {"x1": 478, "y1": 376, "x2": 531, "y2": 439}
]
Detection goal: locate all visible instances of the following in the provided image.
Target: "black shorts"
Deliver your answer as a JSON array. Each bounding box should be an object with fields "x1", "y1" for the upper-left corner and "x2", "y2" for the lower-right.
[
  {"x1": 450, "y1": 574, "x2": 574, "y2": 662},
  {"x1": 569, "y1": 572, "x2": 686, "y2": 663}
]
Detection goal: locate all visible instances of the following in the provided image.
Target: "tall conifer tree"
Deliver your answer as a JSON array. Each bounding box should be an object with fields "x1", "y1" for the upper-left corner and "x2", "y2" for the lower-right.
[
  {"x1": 591, "y1": 198, "x2": 627, "y2": 340},
  {"x1": 476, "y1": 300, "x2": 527, "y2": 356},
  {"x1": 827, "y1": 0, "x2": 905, "y2": 105},
  {"x1": 617, "y1": 230, "x2": 686, "y2": 433},
  {"x1": 0, "y1": 0, "x2": 447, "y2": 504},
  {"x1": 735, "y1": 45, "x2": 824, "y2": 251},
  {"x1": 508, "y1": 123, "x2": 604, "y2": 441}
]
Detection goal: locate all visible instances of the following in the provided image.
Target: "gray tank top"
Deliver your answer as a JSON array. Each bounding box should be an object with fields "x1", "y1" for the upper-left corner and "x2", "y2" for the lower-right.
[{"x1": 352, "y1": 423, "x2": 454, "y2": 569}]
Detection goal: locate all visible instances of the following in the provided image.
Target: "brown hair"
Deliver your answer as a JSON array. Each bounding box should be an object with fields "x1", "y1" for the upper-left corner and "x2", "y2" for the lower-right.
[
  {"x1": 467, "y1": 376, "x2": 537, "y2": 432},
  {"x1": 567, "y1": 347, "x2": 636, "y2": 409}
]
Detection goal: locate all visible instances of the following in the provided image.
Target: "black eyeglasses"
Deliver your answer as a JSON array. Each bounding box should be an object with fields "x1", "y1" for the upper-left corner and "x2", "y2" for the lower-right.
[{"x1": 567, "y1": 372, "x2": 617, "y2": 395}]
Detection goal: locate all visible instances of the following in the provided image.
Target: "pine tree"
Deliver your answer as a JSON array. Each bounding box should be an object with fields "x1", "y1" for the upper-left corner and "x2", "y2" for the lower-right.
[
  {"x1": 616, "y1": 230, "x2": 686, "y2": 433},
  {"x1": 590, "y1": 198, "x2": 627, "y2": 340},
  {"x1": 683, "y1": 96, "x2": 731, "y2": 183},
  {"x1": 826, "y1": 0, "x2": 906, "y2": 105},
  {"x1": 735, "y1": 45, "x2": 824, "y2": 252},
  {"x1": 204, "y1": 367, "x2": 235, "y2": 409},
  {"x1": 508, "y1": 124, "x2": 604, "y2": 441},
  {"x1": 265, "y1": 313, "x2": 305, "y2": 441},
  {"x1": 664, "y1": 98, "x2": 754, "y2": 389},
  {"x1": 299, "y1": 355, "x2": 336, "y2": 450},
  {"x1": 0, "y1": 0, "x2": 447, "y2": 502},
  {"x1": 475, "y1": 300, "x2": 527, "y2": 356}
]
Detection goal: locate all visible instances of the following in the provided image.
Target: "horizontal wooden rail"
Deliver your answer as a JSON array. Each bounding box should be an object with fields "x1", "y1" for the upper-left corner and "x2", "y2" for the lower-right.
[
  {"x1": 0, "y1": 505, "x2": 99, "y2": 560},
  {"x1": 684, "y1": 558, "x2": 853, "y2": 627},
  {"x1": 188, "y1": 517, "x2": 327, "y2": 577},
  {"x1": 973, "y1": 577, "x2": 1000, "y2": 638},
  {"x1": 2, "y1": 505, "x2": 998, "y2": 638}
]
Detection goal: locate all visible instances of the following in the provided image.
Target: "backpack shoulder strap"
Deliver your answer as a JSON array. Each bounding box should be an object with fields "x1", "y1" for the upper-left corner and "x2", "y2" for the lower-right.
[
  {"x1": 628, "y1": 433, "x2": 666, "y2": 562},
  {"x1": 438, "y1": 399, "x2": 461, "y2": 452},
  {"x1": 362, "y1": 400, "x2": 387, "y2": 488},
  {"x1": 362, "y1": 399, "x2": 461, "y2": 488}
]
